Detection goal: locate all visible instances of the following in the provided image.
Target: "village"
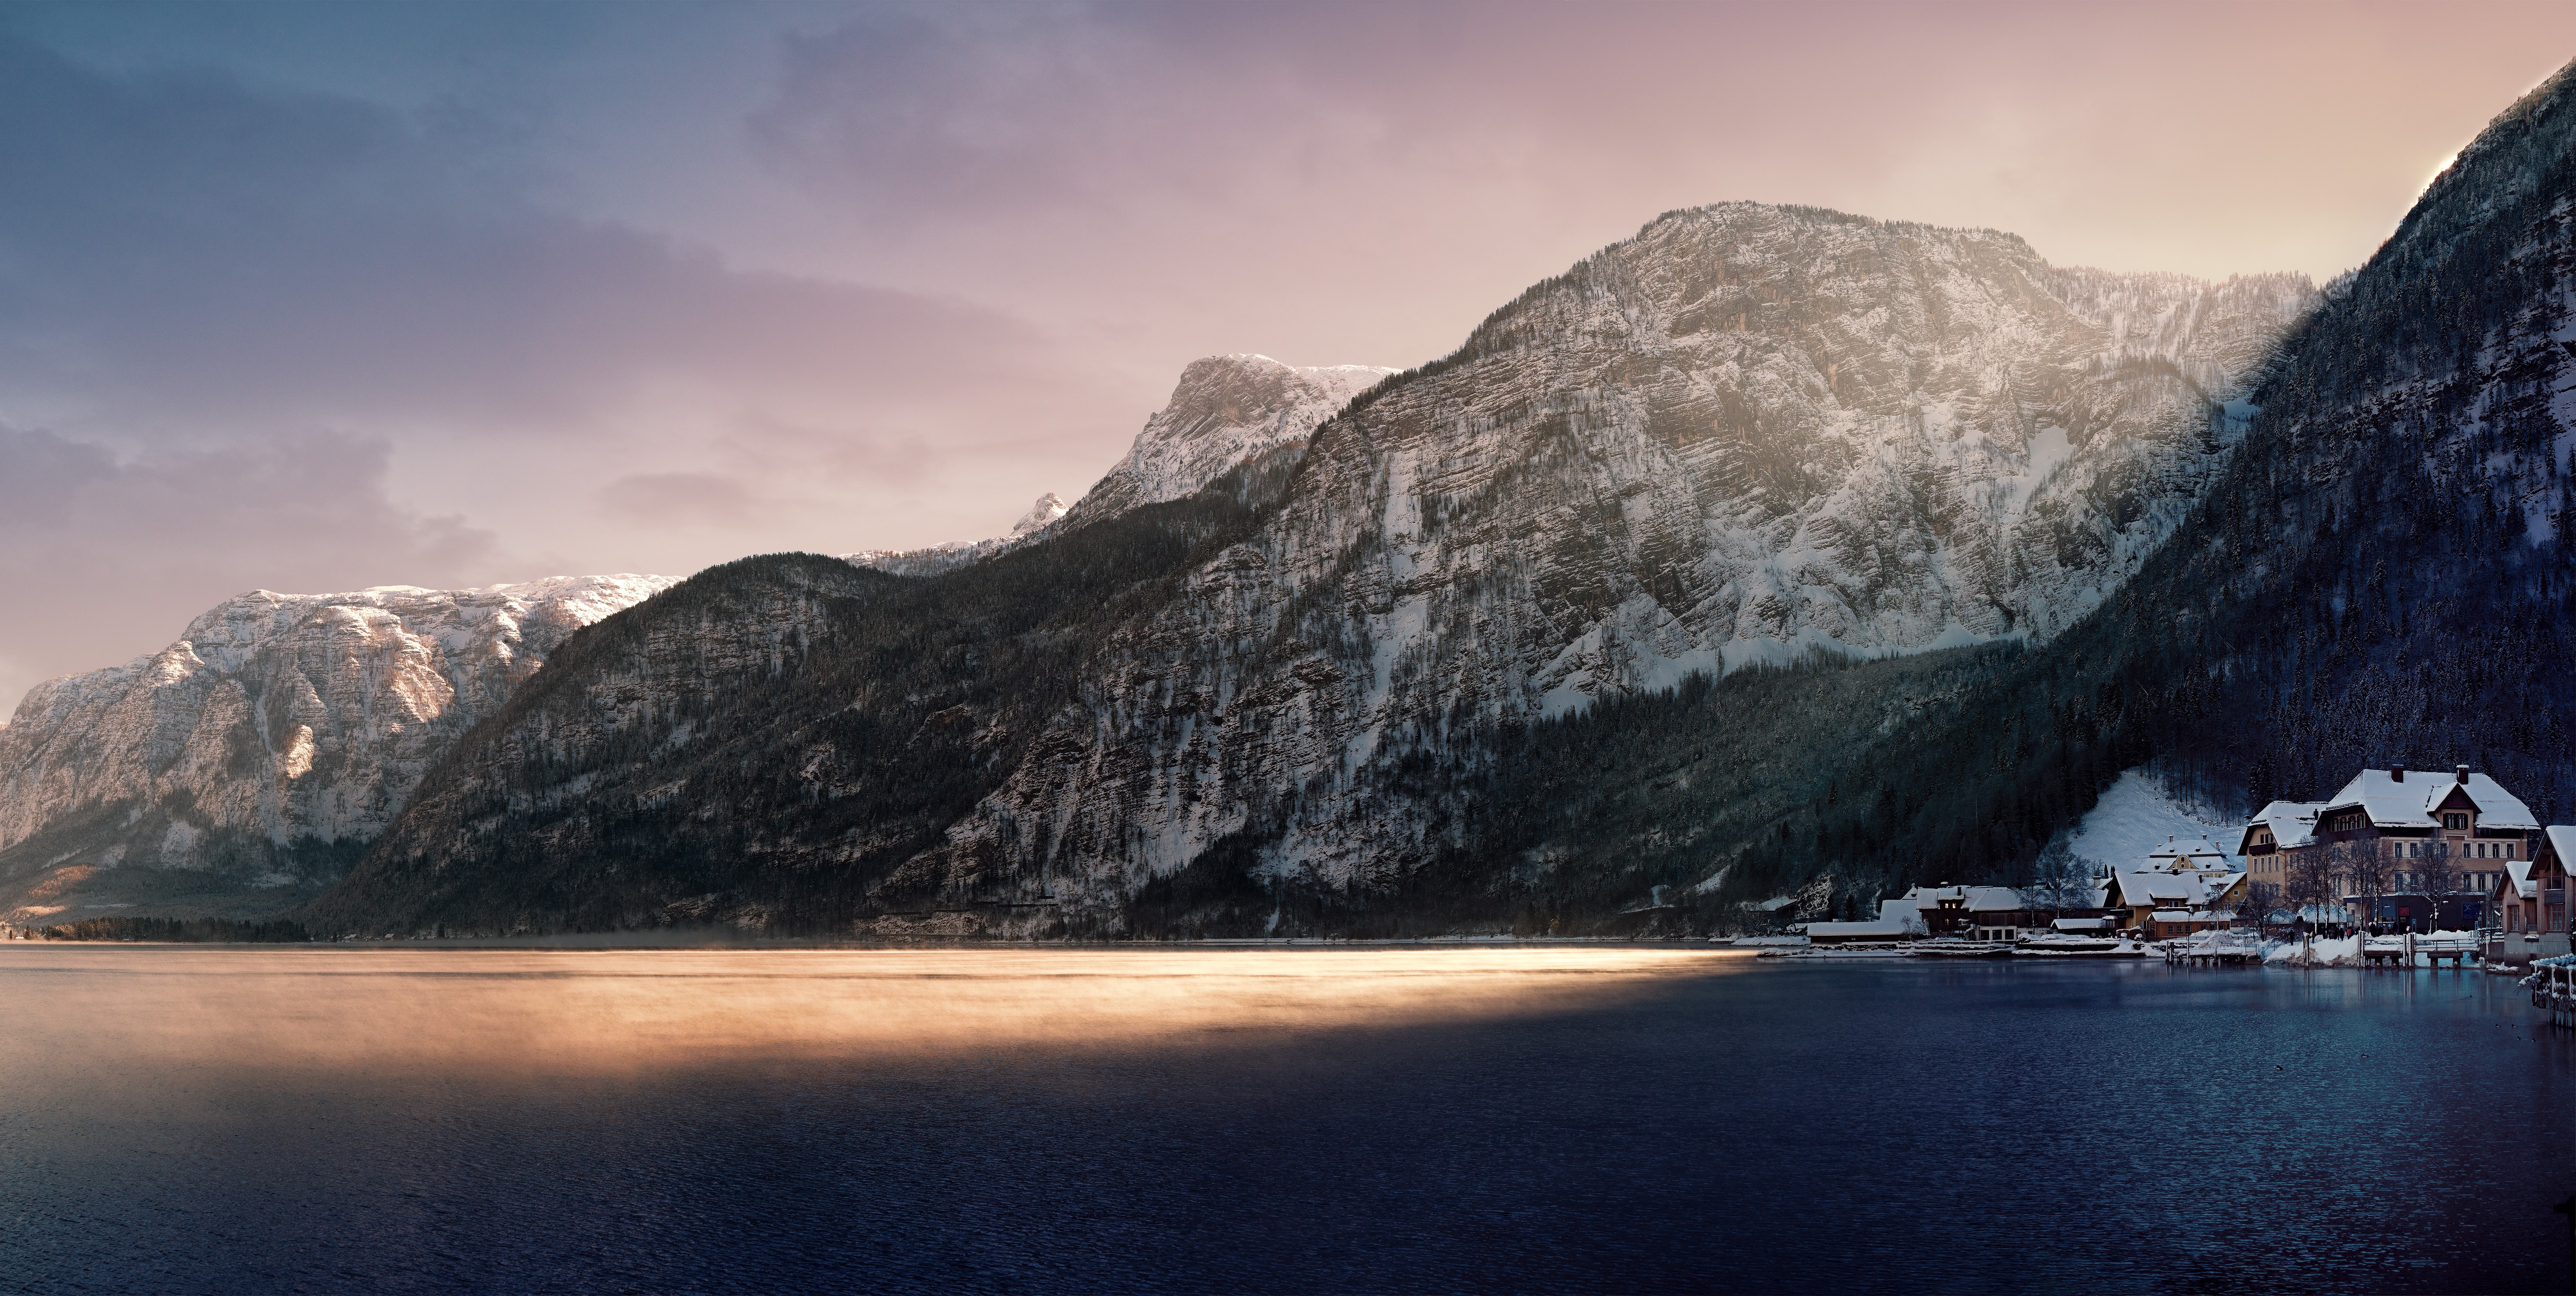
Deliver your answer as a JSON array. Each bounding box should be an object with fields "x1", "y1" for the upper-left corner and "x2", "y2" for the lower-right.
[{"x1": 1769, "y1": 764, "x2": 2574, "y2": 971}]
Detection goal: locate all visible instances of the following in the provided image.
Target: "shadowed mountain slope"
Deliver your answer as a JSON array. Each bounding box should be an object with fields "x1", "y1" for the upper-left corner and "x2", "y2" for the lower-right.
[{"x1": 308, "y1": 200, "x2": 2322, "y2": 937}]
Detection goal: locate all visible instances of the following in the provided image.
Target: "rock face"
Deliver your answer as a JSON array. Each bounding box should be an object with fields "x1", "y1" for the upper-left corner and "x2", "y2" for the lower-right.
[
  {"x1": 313, "y1": 201, "x2": 2319, "y2": 938},
  {"x1": 0, "y1": 574, "x2": 672, "y2": 921},
  {"x1": 902, "y1": 205, "x2": 2312, "y2": 906},
  {"x1": 1066, "y1": 355, "x2": 1395, "y2": 524},
  {"x1": 845, "y1": 356, "x2": 1389, "y2": 578},
  {"x1": 1700, "y1": 56, "x2": 2576, "y2": 905}
]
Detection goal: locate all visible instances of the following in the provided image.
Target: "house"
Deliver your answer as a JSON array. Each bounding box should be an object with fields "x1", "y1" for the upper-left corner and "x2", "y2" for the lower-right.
[
  {"x1": 1801, "y1": 897, "x2": 1930, "y2": 945},
  {"x1": 2106, "y1": 870, "x2": 2198, "y2": 932},
  {"x1": 2103, "y1": 863, "x2": 2246, "y2": 937},
  {"x1": 2147, "y1": 836, "x2": 2233, "y2": 874},
  {"x1": 1897, "y1": 884, "x2": 2034, "y2": 940},
  {"x1": 2246, "y1": 765, "x2": 2537, "y2": 928},
  {"x1": 1964, "y1": 887, "x2": 2035, "y2": 941},
  {"x1": 2492, "y1": 827, "x2": 2576, "y2": 937},
  {"x1": 2238, "y1": 801, "x2": 2322, "y2": 913}
]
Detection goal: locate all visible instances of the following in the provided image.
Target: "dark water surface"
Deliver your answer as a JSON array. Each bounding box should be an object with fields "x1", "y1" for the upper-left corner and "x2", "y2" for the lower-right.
[{"x1": 3, "y1": 947, "x2": 2571, "y2": 1294}]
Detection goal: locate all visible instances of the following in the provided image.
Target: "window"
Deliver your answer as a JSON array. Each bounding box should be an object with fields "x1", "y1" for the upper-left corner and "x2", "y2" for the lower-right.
[{"x1": 2445, "y1": 813, "x2": 2468, "y2": 830}]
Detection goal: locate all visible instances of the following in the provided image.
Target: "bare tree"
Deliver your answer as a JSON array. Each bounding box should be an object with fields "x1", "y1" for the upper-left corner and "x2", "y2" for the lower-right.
[
  {"x1": 2337, "y1": 837, "x2": 2390, "y2": 932},
  {"x1": 2245, "y1": 877, "x2": 2283, "y2": 927},
  {"x1": 2286, "y1": 846, "x2": 2340, "y2": 945},
  {"x1": 2414, "y1": 840, "x2": 2461, "y2": 932},
  {"x1": 2027, "y1": 837, "x2": 2083, "y2": 922}
]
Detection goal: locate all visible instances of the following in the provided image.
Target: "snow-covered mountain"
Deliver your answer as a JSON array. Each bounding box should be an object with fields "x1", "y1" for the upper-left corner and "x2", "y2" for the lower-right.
[
  {"x1": 1066, "y1": 354, "x2": 1396, "y2": 524},
  {"x1": 845, "y1": 493, "x2": 1072, "y2": 577},
  {"x1": 310, "y1": 201, "x2": 2316, "y2": 938},
  {"x1": 0, "y1": 574, "x2": 672, "y2": 921},
  {"x1": 844, "y1": 355, "x2": 1391, "y2": 578},
  {"x1": 896, "y1": 206, "x2": 2314, "y2": 904}
]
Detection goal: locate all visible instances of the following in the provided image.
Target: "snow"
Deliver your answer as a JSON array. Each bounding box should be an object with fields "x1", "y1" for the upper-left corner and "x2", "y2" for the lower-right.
[
  {"x1": 2246, "y1": 800, "x2": 2322, "y2": 850},
  {"x1": 2265, "y1": 936, "x2": 2359, "y2": 967},
  {"x1": 1992, "y1": 426, "x2": 2074, "y2": 514},
  {"x1": 844, "y1": 495, "x2": 1067, "y2": 577},
  {"x1": 2322, "y1": 767, "x2": 2539, "y2": 830},
  {"x1": 2062, "y1": 768, "x2": 2239, "y2": 871}
]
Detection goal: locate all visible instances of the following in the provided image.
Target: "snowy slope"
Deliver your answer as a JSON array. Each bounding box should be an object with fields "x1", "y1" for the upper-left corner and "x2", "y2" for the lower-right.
[
  {"x1": 903, "y1": 204, "x2": 2313, "y2": 904},
  {"x1": 306, "y1": 203, "x2": 2321, "y2": 937},
  {"x1": 2060, "y1": 769, "x2": 2240, "y2": 873},
  {"x1": 0, "y1": 574, "x2": 672, "y2": 919},
  {"x1": 1066, "y1": 354, "x2": 1395, "y2": 522}
]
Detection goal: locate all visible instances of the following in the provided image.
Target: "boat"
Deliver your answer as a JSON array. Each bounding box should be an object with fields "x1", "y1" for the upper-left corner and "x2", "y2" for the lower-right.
[
  {"x1": 1908, "y1": 940, "x2": 2017, "y2": 958},
  {"x1": 2013, "y1": 933, "x2": 2150, "y2": 958}
]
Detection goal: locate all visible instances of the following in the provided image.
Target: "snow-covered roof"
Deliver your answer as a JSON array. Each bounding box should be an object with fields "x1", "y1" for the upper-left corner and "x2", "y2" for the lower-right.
[
  {"x1": 2150, "y1": 909, "x2": 2194, "y2": 921},
  {"x1": 2496, "y1": 858, "x2": 2537, "y2": 899},
  {"x1": 1896, "y1": 885, "x2": 2024, "y2": 911},
  {"x1": 2546, "y1": 826, "x2": 2576, "y2": 871},
  {"x1": 2320, "y1": 768, "x2": 2538, "y2": 831},
  {"x1": 2108, "y1": 871, "x2": 2205, "y2": 907},
  {"x1": 2239, "y1": 801, "x2": 2322, "y2": 853},
  {"x1": 1965, "y1": 887, "x2": 2024, "y2": 912},
  {"x1": 2146, "y1": 835, "x2": 2231, "y2": 869},
  {"x1": 2053, "y1": 918, "x2": 2113, "y2": 931}
]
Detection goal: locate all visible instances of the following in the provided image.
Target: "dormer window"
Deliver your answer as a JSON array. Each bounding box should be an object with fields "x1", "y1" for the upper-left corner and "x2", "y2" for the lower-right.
[{"x1": 2444, "y1": 813, "x2": 2469, "y2": 830}]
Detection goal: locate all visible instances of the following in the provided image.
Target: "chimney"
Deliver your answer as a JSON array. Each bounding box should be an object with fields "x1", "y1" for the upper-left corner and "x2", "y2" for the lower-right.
[
  {"x1": 2457, "y1": 765, "x2": 2470, "y2": 784},
  {"x1": 2392, "y1": 765, "x2": 2404, "y2": 782}
]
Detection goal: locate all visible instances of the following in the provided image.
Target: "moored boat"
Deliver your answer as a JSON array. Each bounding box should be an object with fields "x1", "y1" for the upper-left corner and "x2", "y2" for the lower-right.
[
  {"x1": 1908, "y1": 940, "x2": 2017, "y2": 958},
  {"x1": 2013, "y1": 933, "x2": 2150, "y2": 958}
]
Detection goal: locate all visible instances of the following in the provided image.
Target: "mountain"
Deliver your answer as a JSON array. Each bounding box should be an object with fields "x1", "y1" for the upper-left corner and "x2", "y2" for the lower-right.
[
  {"x1": 1064, "y1": 354, "x2": 1396, "y2": 524},
  {"x1": 307, "y1": 201, "x2": 2314, "y2": 938},
  {"x1": 844, "y1": 493, "x2": 1071, "y2": 577},
  {"x1": 844, "y1": 355, "x2": 1391, "y2": 577},
  {"x1": 1704, "y1": 56, "x2": 2576, "y2": 913},
  {"x1": 0, "y1": 575, "x2": 672, "y2": 923}
]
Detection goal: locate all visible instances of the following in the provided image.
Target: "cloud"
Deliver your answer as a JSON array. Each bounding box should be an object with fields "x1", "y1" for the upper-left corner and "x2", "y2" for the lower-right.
[
  {"x1": 0, "y1": 424, "x2": 500, "y2": 712},
  {"x1": 598, "y1": 471, "x2": 764, "y2": 528},
  {"x1": 0, "y1": 24, "x2": 1141, "y2": 711},
  {"x1": 0, "y1": 31, "x2": 1077, "y2": 442}
]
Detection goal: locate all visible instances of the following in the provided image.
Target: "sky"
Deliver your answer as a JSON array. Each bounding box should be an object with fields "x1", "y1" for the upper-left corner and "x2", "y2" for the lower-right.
[{"x1": 1, "y1": 0, "x2": 2571, "y2": 714}]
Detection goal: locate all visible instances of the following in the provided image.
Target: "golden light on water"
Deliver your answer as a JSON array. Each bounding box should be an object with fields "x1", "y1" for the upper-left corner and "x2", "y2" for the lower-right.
[{"x1": 0, "y1": 946, "x2": 1751, "y2": 1081}]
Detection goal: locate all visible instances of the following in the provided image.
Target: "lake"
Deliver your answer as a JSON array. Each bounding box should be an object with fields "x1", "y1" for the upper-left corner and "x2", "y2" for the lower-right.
[{"x1": 1, "y1": 946, "x2": 2569, "y2": 1293}]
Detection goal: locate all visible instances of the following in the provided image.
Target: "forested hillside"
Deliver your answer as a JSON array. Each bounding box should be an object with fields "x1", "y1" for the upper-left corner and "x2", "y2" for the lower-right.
[
  {"x1": 1706, "y1": 58, "x2": 2576, "y2": 914},
  {"x1": 301, "y1": 58, "x2": 2576, "y2": 941}
]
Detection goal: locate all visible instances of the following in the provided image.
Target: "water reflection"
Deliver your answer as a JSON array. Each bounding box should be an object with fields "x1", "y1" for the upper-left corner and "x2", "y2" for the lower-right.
[
  {"x1": 0, "y1": 946, "x2": 1744, "y2": 1078},
  {"x1": 6, "y1": 952, "x2": 2574, "y2": 1294}
]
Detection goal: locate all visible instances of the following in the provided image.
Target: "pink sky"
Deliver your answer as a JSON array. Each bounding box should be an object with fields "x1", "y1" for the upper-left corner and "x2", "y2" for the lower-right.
[{"x1": 0, "y1": 1, "x2": 2570, "y2": 711}]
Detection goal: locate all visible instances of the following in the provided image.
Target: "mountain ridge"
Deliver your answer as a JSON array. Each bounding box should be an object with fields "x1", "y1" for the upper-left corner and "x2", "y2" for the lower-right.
[
  {"x1": 298, "y1": 196, "x2": 2321, "y2": 938},
  {"x1": 0, "y1": 573, "x2": 674, "y2": 922}
]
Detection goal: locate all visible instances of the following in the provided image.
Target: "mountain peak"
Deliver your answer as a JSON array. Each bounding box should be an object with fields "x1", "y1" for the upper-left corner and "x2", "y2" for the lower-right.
[
  {"x1": 1065, "y1": 353, "x2": 1394, "y2": 524},
  {"x1": 1013, "y1": 492, "x2": 1070, "y2": 536}
]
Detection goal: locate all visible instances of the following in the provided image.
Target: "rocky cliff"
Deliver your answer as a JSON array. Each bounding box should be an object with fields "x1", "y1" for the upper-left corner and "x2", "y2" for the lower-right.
[
  {"x1": 897, "y1": 206, "x2": 2312, "y2": 912},
  {"x1": 0, "y1": 574, "x2": 671, "y2": 921},
  {"x1": 1065, "y1": 355, "x2": 1396, "y2": 524},
  {"x1": 310, "y1": 200, "x2": 2317, "y2": 938},
  {"x1": 1702, "y1": 56, "x2": 2576, "y2": 908},
  {"x1": 845, "y1": 355, "x2": 1389, "y2": 577}
]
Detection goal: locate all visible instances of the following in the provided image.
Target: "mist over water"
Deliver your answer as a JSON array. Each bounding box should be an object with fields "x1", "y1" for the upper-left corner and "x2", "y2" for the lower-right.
[{"x1": 4, "y1": 949, "x2": 2570, "y2": 1293}]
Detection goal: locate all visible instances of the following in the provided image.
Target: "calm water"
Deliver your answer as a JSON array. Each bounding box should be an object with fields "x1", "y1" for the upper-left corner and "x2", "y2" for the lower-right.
[{"x1": 2, "y1": 946, "x2": 2571, "y2": 1294}]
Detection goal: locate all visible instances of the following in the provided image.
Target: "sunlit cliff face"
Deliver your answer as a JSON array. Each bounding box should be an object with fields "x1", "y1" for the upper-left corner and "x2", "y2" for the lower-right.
[{"x1": 0, "y1": 948, "x2": 1749, "y2": 1083}]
